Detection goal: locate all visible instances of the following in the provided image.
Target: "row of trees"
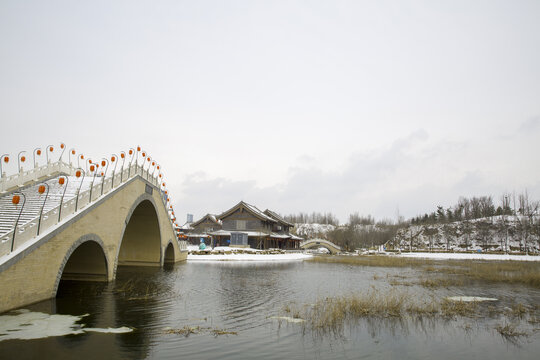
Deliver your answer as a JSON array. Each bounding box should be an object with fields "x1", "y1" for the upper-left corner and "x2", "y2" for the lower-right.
[
  {"x1": 396, "y1": 212, "x2": 540, "y2": 253},
  {"x1": 284, "y1": 212, "x2": 340, "y2": 226},
  {"x1": 326, "y1": 222, "x2": 399, "y2": 252},
  {"x1": 411, "y1": 192, "x2": 538, "y2": 225}
]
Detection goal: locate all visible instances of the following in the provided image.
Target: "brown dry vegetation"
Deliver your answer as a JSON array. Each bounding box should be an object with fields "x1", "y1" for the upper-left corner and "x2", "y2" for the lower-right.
[{"x1": 309, "y1": 255, "x2": 540, "y2": 288}]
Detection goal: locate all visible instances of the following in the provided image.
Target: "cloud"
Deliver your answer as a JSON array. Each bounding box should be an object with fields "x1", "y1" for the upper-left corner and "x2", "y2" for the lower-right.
[{"x1": 519, "y1": 116, "x2": 540, "y2": 133}]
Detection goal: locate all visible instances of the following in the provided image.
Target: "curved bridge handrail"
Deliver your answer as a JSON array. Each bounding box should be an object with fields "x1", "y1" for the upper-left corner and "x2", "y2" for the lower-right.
[
  {"x1": 300, "y1": 239, "x2": 342, "y2": 252},
  {"x1": 0, "y1": 161, "x2": 164, "y2": 259}
]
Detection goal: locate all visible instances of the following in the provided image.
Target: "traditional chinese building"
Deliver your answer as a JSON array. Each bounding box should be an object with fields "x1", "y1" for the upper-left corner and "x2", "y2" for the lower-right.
[{"x1": 208, "y1": 201, "x2": 303, "y2": 249}]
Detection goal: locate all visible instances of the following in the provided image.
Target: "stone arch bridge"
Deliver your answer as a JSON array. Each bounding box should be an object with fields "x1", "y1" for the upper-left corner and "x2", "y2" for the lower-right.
[
  {"x1": 0, "y1": 155, "x2": 187, "y2": 313},
  {"x1": 300, "y1": 239, "x2": 342, "y2": 254}
]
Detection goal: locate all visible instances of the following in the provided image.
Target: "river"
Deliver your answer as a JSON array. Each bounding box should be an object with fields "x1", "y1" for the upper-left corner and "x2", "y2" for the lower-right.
[{"x1": 1, "y1": 260, "x2": 539, "y2": 359}]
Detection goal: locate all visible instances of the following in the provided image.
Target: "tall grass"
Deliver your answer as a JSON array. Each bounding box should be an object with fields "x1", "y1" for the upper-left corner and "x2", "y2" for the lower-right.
[
  {"x1": 309, "y1": 255, "x2": 540, "y2": 288},
  {"x1": 299, "y1": 290, "x2": 484, "y2": 334}
]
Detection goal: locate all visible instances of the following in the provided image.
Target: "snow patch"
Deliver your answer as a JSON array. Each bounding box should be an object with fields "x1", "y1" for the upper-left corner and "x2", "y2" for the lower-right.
[
  {"x1": 187, "y1": 253, "x2": 312, "y2": 262},
  {"x1": 0, "y1": 310, "x2": 132, "y2": 341},
  {"x1": 269, "y1": 316, "x2": 305, "y2": 323},
  {"x1": 398, "y1": 252, "x2": 540, "y2": 261},
  {"x1": 446, "y1": 296, "x2": 498, "y2": 302}
]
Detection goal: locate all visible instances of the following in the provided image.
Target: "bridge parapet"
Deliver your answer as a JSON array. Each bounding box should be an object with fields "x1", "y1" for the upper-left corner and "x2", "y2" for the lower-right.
[
  {"x1": 0, "y1": 161, "x2": 167, "y2": 259},
  {"x1": 300, "y1": 238, "x2": 342, "y2": 254}
]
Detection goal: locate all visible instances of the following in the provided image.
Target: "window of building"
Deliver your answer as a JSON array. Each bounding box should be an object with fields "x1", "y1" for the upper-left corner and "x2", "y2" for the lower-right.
[{"x1": 237, "y1": 220, "x2": 247, "y2": 230}]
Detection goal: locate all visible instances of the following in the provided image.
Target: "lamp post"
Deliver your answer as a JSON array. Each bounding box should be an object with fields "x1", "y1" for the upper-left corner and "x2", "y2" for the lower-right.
[
  {"x1": 100, "y1": 159, "x2": 109, "y2": 195},
  {"x1": 11, "y1": 193, "x2": 26, "y2": 252},
  {"x1": 146, "y1": 157, "x2": 153, "y2": 180},
  {"x1": 110, "y1": 154, "x2": 118, "y2": 188},
  {"x1": 69, "y1": 149, "x2": 76, "y2": 166},
  {"x1": 59, "y1": 143, "x2": 66, "y2": 162},
  {"x1": 36, "y1": 183, "x2": 50, "y2": 235},
  {"x1": 33, "y1": 148, "x2": 42, "y2": 169},
  {"x1": 120, "y1": 152, "x2": 126, "y2": 183},
  {"x1": 58, "y1": 176, "x2": 69, "y2": 222},
  {"x1": 17, "y1": 151, "x2": 27, "y2": 173},
  {"x1": 74, "y1": 169, "x2": 85, "y2": 212},
  {"x1": 45, "y1": 145, "x2": 54, "y2": 164},
  {"x1": 89, "y1": 164, "x2": 98, "y2": 201},
  {"x1": 135, "y1": 146, "x2": 141, "y2": 173},
  {"x1": 1, "y1": 154, "x2": 9, "y2": 178},
  {"x1": 141, "y1": 151, "x2": 147, "y2": 176},
  {"x1": 127, "y1": 148, "x2": 135, "y2": 178},
  {"x1": 78, "y1": 154, "x2": 84, "y2": 169}
]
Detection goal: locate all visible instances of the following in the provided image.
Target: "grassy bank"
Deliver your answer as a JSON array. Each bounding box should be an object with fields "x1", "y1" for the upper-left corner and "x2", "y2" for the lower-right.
[
  {"x1": 309, "y1": 255, "x2": 540, "y2": 288},
  {"x1": 284, "y1": 290, "x2": 536, "y2": 338}
]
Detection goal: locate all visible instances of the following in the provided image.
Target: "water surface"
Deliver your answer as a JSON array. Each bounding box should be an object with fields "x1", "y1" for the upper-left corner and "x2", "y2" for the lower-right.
[{"x1": 1, "y1": 261, "x2": 538, "y2": 359}]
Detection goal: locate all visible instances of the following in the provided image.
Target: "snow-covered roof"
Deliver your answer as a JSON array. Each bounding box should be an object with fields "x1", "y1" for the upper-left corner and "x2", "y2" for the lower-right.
[
  {"x1": 208, "y1": 230, "x2": 269, "y2": 237},
  {"x1": 218, "y1": 201, "x2": 277, "y2": 223},
  {"x1": 191, "y1": 213, "x2": 222, "y2": 227},
  {"x1": 264, "y1": 209, "x2": 294, "y2": 227},
  {"x1": 270, "y1": 232, "x2": 291, "y2": 239}
]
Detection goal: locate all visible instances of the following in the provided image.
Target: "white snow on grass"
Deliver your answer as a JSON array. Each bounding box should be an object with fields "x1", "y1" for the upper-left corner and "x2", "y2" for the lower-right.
[
  {"x1": 187, "y1": 252, "x2": 312, "y2": 262},
  {"x1": 0, "y1": 309, "x2": 132, "y2": 341},
  {"x1": 269, "y1": 316, "x2": 305, "y2": 323},
  {"x1": 446, "y1": 296, "x2": 498, "y2": 302},
  {"x1": 397, "y1": 252, "x2": 540, "y2": 261}
]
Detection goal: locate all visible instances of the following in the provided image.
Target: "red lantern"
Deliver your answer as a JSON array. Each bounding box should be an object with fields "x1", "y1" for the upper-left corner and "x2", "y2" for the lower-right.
[
  {"x1": 76, "y1": 170, "x2": 82, "y2": 177},
  {"x1": 142, "y1": 152, "x2": 146, "y2": 157},
  {"x1": 101, "y1": 160, "x2": 106, "y2": 167},
  {"x1": 152, "y1": 161, "x2": 155, "y2": 166},
  {"x1": 80, "y1": 154, "x2": 84, "y2": 159},
  {"x1": 121, "y1": 153, "x2": 125, "y2": 158},
  {"x1": 37, "y1": 150, "x2": 42, "y2": 155},
  {"x1": 100, "y1": 172, "x2": 104, "y2": 176},
  {"x1": 12, "y1": 195, "x2": 20, "y2": 205},
  {"x1": 38, "y1": 185, "x2": 46, "y2": 194},
  {"x1": 167, "y1": 198, "x2": 170, "y2": 202},
  {"x1": 60, "y1": 143, "x2": 65, "y2": 149},
  {"x1": 89, "y1": 160, "x2": 92, "y2": 164},
  {"x1": 59, "y1": 177, "x2": 65, "y2": 185},
  {"x1": 137, "y1": 146, "x2": 141, "y2": 151},
  {"x1": 49, "y1": 147, "x2": 54, "y2": 152},
  {"x1": 159, "y1": 174, "x2": 162, "y2": 178},
  {"x1": 165, "y1": 191, "x2": 168, "y2": 195},
  {"x1": 71, "y1": 150, "x2": 76, "y2": 155},
  {"x1": 111, "y1": 156, "x2": 116, "y2": 162},
  {"x1": 21, "y1": 156, "x2": 26, "y2": 162},
  {"x1": 162, "y1": 182, "x2": 165, "y2": 186},
  {"x1": 157, "y1": 165, "x2": 160, "y2": 170},
  {"x1": 90, "y1": 165, "x2": 95, "y2": 172},
  {"x1": 3, "y1": 156, "x2": 8, "y2": 163},
  {"x1": 147, "y1": 157, "x2": 150, "y2": 162},
  {"x1": 129, "y1": 149, "x2": 133, "y2": 155}
]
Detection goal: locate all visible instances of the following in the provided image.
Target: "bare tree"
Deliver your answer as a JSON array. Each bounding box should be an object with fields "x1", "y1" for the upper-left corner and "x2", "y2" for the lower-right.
[{"x1": 423, "y1": 226, "x2": 438, "y2": 252}]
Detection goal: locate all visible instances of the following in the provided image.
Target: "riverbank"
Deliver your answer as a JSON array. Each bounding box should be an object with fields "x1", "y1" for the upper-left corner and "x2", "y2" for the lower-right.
[
  {"x1": 187, "y1": 246, "x2": 312, "y2": 261},
  {"x1": 397, "y1": 252, "x2": 540, "y2": 261}
]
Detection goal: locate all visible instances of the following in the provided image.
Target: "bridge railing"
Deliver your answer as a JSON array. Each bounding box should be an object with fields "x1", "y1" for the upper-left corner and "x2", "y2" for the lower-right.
[
  {"x1": 1, "y1": 161, "x2": 164, "y2": 258},
  {"x1": 178, "y1": 240, "x2": 188, "y2": 251},
  {"x1": 0, "y1": 161, "x2": 76, "y2": 194}
]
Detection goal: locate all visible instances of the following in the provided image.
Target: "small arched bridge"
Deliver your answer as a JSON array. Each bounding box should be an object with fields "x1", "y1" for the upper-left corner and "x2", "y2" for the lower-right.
[
  {"x1": 0, "y1": 148, "x2": 187, "y2": 313},
  {"x1": 300, "y1": 239, "x2": 342, "y2": 254}
]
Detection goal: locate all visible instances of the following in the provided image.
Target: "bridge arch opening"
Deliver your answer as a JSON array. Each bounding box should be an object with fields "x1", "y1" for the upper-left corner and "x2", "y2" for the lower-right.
[
  {"x1": 56, "y1": 239, "x2": 109, "y2": 297},
  {"x1": 118, "y1": 199, "x2": 162, "y2": 266},
  {"x1": 164, "y1": 242, "x2": 175, "y2": 265}
]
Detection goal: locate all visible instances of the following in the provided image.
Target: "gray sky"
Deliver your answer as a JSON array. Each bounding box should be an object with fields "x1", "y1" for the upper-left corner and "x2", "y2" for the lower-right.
[{"x1": 1, "y1": 0, "x2": 539, "y2": 223}]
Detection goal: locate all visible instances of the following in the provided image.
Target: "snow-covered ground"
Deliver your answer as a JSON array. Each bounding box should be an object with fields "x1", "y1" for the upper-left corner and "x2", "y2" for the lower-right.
[
  {"x1": 397, "y1": 252, "x2": 540, "y2": 261},
  {"x1": 188, "y1": 253, "x2": 313, "y2": 262},
  {"x1": 187, "y1": 245, "x2": 312, "y2": 261}
]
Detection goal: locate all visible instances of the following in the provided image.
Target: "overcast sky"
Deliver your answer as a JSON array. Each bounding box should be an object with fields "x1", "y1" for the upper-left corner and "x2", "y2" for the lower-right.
[{"x1": 1, "y1": 0, "x2": 539, "y2": 223}]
